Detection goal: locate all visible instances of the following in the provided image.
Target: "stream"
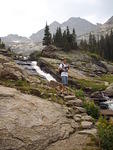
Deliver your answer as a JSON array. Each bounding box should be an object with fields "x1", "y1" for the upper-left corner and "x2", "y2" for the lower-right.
[
  {"x1": 100, "y1": 92, "x2": 113, "y2": 111},
  {"x1": 16, "y1": 60, "x2": 56, "y2": 82},
  {"x1": 16, "y1": 60, "x2": 113, "y2": 111}
]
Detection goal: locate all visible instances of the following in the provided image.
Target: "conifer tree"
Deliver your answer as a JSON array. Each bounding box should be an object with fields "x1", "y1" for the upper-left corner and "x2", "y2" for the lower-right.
[
  {"x1": 43, "y1": 23, "x2": 52, "y2": 46},
  {"x1": 72, "y1": 28, "x2": 77, "y2": 49},
  {"x1": 53, "y1": 26, "x2": 77, "y2": 51},
  {"x1": 0, "y1": 38, "x2": 5, "y2": 49},
  {"x1": 79, "y1": 29, "x2": 113, "y2": 61},
  {"x1": 53, "y1": 27, "x2": 63, "y2": 47},
  {"x1": 79, "y1": 39, "x2": 88, "y2": 50}
]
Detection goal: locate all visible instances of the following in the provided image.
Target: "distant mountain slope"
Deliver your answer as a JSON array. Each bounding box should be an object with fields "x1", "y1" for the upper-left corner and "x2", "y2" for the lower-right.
[
  {"x1": 77, "y1": 16, "x2": 113, "y2": 42},
  {"x1": 1, "y1": 34, "x2": 44, "y2": 55},
  {"x1": 1, "y1": 34, "x2": 30, "y2": 44},
  {"x1": 1, "y1": 16, "x2": 113, "y2": 54},
  {"x1": 30, "y1": 17, "x2": 97, "y2": 43},
  {"x1": 30, "y1": 21, "x2": 61, "y2": 43},
  {"x1": 104, "y1": 16, "x2": 113, "y2": 25},
  {"x1": 62, "y1": 17, "x2": 97, "y2": 35}
]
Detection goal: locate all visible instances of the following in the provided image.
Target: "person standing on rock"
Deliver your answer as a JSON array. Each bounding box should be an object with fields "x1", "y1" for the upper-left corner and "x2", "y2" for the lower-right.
[{"x1": 59, "y1": 58, "x2": 69, "y2": 94}]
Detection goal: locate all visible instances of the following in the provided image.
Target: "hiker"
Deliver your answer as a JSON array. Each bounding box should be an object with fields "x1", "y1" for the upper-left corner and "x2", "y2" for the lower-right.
[{"x1": 58, "y1": 58, "x2": 69, "y2": 93}]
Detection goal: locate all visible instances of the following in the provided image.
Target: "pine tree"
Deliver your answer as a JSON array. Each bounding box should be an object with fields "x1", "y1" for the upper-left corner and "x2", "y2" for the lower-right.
[
  {"x1": 53, "y1": 26, "x2": 77, "y2": 51},
  {"x1": 71, "y1": 28, "x2": 77, "y2": 49},
  {"x1": 66, "y1": 26, "x2": 70, "y2": 36},
  {"x1": 79, "y1": 30, "x2": 113, "y2": 61},
  {"x1": 0, "y1": 38, "x2": 5, "y2": 49},
  {"x1": 62, "y1": 30, "x2": 69, "y2": 51},
  {"x1": 43, "y1": 23, "x2": 52, "y2": 46},
  {"x1": 53, "y1": 27, "x2": 63, "y2": 47},
  {"x1": 88, "y1": 32, "x2": 93, "y2": 51},
  {"x1": 79, "y1": 39, "x2": 88, "y2": 50}
]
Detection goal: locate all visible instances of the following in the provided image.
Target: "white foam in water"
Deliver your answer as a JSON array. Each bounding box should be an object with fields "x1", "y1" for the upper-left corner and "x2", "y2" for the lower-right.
[
  {"x1": 109, "y1": 103, "x2": 113, "y2": 111},
  {"x1": 31, "y1": 61, "x2": 56, "y2": 82}
]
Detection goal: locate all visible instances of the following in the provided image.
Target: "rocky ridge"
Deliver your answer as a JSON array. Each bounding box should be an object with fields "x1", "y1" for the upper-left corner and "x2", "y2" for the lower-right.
[{"x1": 30, "y1": 17, "x2": 97, "y2": 43}]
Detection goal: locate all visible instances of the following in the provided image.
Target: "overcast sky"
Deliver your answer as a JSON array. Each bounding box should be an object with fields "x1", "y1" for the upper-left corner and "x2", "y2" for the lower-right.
[{"x1": 0, "y1": 0, "x2": 113, "y2": 37}]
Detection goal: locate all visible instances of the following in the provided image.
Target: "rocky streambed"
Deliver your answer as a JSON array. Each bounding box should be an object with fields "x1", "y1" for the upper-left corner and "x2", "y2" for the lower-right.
[{"x1": 16, "y1": 60, "x2": 56, "y2": 81}]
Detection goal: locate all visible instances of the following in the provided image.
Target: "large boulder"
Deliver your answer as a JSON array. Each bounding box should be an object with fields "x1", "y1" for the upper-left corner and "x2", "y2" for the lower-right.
[
  {"x1": 0, "y1": 54, "x2": 28, "y2": 80},
  {"x1": 41, "y1": 45, "x2": 59, "y2": 59},
  {"x1": 0, "y1": 85, "x2": 98, "y2": 150},
  {"x1": 101, "y1": 61, "x2": 113, "y2": 73},
  {"x1": 91, "y1": 91, "x2": 108, "y2": 104},
  {"x1": 0, "y1": 85, "x2": 75, "y2": 150}
]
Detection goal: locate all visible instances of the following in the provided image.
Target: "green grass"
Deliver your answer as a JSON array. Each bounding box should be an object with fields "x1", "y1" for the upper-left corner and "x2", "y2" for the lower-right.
[
  {"x1": 76, "y1": 79, "x2": 106, "y2": 92},
  {"x1": 99, "y1": 74, "x2": 113, "y2": 84},
  {"x1": 87, "y1": 52, "x2": 101, "y2": 60},
  {"x1": 0, "y1": 78, "x2": 65, "y2": 105}
]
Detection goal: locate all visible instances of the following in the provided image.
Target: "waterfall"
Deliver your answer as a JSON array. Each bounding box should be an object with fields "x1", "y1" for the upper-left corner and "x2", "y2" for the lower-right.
[
  {"x1": 31, "y1": 61, "x2": 56, "y2": 82},
  {"x1": 101, "y1": 92, "x2": 113, "y2": 111},
  {"x1": 102, "y1": 92, "x2": 110, "y2": 101}
]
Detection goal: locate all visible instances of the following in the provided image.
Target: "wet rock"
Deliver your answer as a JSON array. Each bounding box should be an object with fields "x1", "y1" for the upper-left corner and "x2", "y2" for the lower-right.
[
  {"x1": 91, "y1": 91, "x2": 108, "y2": 105},
  {"x1": 91, "y1": 91, "x2": 103, "y2": 98}
]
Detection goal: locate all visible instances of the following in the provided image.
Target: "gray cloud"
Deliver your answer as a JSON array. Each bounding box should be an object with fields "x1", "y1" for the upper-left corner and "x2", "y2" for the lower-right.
[{"x1": 0, "y1": 0, "x2": 113, "y2": 37}]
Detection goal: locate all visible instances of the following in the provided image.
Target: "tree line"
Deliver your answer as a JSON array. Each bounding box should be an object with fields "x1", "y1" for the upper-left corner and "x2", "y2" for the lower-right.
[
  {"x1": 43, "y1": 23, "x2": 113, "y2": 61},
  {"x1": 80, "y1": 31, "x2": 113, "y2": 61},
  {"x1": 43, "y1": 23, "x2": 77, "y2": 51}
]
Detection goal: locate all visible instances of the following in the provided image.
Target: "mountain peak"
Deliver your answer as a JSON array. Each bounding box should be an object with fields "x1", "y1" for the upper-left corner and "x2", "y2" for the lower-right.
[
  {"x1": 104, "y1": 16, "x2": 113, "y2": 25},
  {"x1": 68, "y1": 17, "x2": 81, "y2": 20},
  {"x1": 30, "y1": 17, "x2": 97, "y2": 42},
  {"x1": 50, "y1": 21, "x2": 61, "y2": 26}
]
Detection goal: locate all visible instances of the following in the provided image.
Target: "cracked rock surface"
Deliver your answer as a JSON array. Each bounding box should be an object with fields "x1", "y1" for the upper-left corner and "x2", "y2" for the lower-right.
[{"x1": 0, "y1": 85, "x2": 99, "y2": 150}]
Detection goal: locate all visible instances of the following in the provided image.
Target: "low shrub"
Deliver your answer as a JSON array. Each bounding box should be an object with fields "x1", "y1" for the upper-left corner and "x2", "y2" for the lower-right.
[
  {"x1": 29, "y1": 51, "x2": 42, "y2": 60},
  {"x1": 100, "y1": 74, "x2": 113, "y2": 84},
  {"x1": 75, "y1": 89, "x2": 85, "y2": 100},
  {"x1": 88, "y1": 52, "x2": 101, "y2": 60},
  {"x1": 77, "y1": 79, "x2": 106, "y2": 92},
  {"x1": 83, "y1": 101, "x2": 99, "y2": 119},
  {"x1": 97, "y1": 117, "x2": 113, "y2": 150},
  {"x1": 15, "y1": 79, "x2": 29, "y2": 87}
]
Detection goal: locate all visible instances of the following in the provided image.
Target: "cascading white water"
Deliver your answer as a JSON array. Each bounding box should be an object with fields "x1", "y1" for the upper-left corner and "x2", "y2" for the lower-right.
[
  {"x1": 31, "y1": 61, "x2": 56, "y2": 82},
  {"x1": 109, "y1": 103, "x2": 113, "y2": 110},
  {"x1": 102, "y1": 92, "x2": 113, "y2": 110}
]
